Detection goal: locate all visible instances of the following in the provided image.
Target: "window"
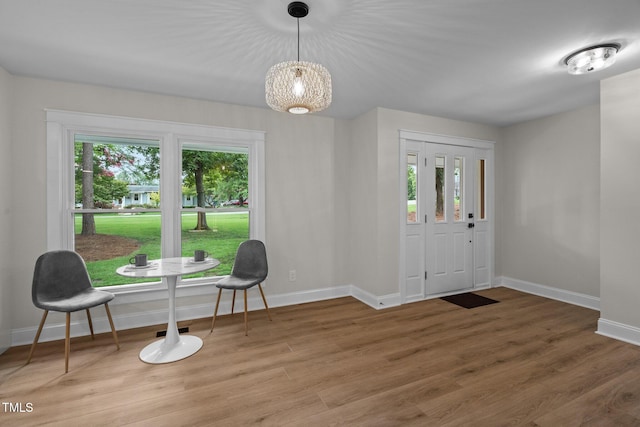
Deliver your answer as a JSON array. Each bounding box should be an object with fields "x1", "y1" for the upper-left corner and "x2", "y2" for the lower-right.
[
  {"x1": 406, "y1": 152, "x2": 418, "y2": 223},
  {"x1": 47, "y1": 111, "x2": 265, "y2": 293},
  {"x1": 435, "y1": 155, "x2": 445, "y2": 222},
  {"x1": 74, "y1": 135, "x2": 161, "y2": 286},
  {"x1": 454, "y1": 156, "x2": 463, "y2": 222},
  {"x1": 179, "y1": 143, "x2": 250, "y2": 279},
  {"x1": 477, "y1": 158, "x2": 486, "y2": 220}
]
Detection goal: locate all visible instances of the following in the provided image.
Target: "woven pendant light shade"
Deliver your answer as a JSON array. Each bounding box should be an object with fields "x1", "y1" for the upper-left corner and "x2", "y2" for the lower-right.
[
  {"x1": 265, "y1": 2, "x2": 332, "y2": 114},
  {"x1": 265, "y1": 60, "x2": 332, "y2": 114}
]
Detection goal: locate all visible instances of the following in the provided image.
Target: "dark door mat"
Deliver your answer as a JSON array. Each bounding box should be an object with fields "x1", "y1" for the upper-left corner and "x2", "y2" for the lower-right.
[{"x1": 441, "y1": 292, "x2": 499, "y2": 309}]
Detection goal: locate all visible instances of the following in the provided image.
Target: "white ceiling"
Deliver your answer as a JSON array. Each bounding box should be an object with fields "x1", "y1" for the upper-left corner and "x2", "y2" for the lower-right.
[{"x1": 1, "y1": 0, "x2": 639, "y2": 126}]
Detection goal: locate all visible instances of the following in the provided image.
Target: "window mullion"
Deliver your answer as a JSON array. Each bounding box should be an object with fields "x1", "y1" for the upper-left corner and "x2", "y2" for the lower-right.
[{"x1": 161, "y1": 134, "x2": 181, "y2": 258}]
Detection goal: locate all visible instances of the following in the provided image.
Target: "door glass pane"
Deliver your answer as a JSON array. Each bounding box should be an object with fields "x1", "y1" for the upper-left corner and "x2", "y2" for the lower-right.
[
  {"x1": 407, "y1": 153, "x2": 418, "y2": 223},
  {"x1": 454, "y1": 157, "x2": 463, "y2": 222},
  {"x1": 435, "y1": 155, "x2": 445, "y2": 222},
  {"x1": 73, "y1": 135, "x2": 161, "y2": 287},
  {"x1": 477, "y1": 159, "x2": 486, "y2": 220}
]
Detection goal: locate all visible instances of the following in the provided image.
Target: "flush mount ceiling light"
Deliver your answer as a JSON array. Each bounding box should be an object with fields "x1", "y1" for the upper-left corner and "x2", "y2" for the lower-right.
[
  {"x1": 564, "y1": 43, "x2": 621, "y2": 75},
  {"x1": 265, "y1": 2, "x2": 332, "y2": 114}
]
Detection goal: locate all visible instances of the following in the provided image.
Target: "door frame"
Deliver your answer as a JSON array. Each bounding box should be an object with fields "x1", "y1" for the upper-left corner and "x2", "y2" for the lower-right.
[{"x1": 399, "y1": 129, "x2": 495, "y2": 304}]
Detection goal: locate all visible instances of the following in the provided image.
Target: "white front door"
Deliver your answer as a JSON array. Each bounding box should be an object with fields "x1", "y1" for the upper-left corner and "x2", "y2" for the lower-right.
[
  {"x1": 400, "y1": 132, "x2": 494, "y2": 302},
  {"x1": 425, "y1": 143, "x2": 474, "y2": 295}
]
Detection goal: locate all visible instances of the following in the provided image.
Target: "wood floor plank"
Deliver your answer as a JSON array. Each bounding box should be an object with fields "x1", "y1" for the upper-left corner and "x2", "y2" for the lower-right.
[
  {"x1": 2, "y1": 289, "x2": 640, "y2": 426},
  {"x1": 534, "y1": 365, "x2": 640, "y2": 426}
]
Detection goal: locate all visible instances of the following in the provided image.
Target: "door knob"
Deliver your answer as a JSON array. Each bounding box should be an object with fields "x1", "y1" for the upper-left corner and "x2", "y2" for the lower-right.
[{"x1": 468, "y1": 223, "x2": 475, "y2": 229}]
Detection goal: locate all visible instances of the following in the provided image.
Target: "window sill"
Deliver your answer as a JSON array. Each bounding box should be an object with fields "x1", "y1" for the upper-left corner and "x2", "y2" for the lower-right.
[{"x1": 101, "y1": 277, "x2": 223, "y2": 305}]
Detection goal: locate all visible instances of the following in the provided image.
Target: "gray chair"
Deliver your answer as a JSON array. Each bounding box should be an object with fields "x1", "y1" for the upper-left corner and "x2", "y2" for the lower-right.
[
  {"x1": 210, "y1": 240, "x2": 272, "y2": 336},
  {"x1": 27, "y1": 250, "x2": 120, "y2": 373}
]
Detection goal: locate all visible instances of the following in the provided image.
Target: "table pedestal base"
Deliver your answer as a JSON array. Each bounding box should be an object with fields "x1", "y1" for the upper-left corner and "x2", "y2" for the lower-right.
[{"x1": 139, "y1": 335, "x2": 203, "y2": 364}]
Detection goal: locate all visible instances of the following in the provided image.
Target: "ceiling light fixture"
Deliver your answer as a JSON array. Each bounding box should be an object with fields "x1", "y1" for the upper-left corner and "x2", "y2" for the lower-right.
[
  {"x1": 564, "y1": 43, "x2": 621, "y2": 75},
  {"x1": 265, "y1": 2, "x2": 332, "y2": 114}
]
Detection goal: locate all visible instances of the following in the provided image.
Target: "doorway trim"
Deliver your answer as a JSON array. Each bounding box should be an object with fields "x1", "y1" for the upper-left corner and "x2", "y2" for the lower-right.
[{"x1": 399, "y1": 129, "x2": 495, "y2": 304}]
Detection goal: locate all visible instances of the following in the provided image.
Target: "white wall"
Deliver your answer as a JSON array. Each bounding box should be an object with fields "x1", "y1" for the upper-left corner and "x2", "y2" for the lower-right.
[
  {"x1": 344, "y1": 109, "x2": 380, "y2": 296},
  {"x1": 332, "y1": 118, "x2": 353, "y2": 285},
  {"x1": 500, "y1": 105, "x2": 601, "y2": 298},
  {"x1": 9, "y1": 76, "x2": 339, "y2": 332},
  {"x1": 600, "y1": 68, "x2": 640, "y2": 333},
  {"x1": 0, "y1": 67, "x2": 12, "y2": 352}
]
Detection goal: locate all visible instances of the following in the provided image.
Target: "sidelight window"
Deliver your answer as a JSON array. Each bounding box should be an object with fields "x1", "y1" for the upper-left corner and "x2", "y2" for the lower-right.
[
  {"x1": 407, "y1": 153, "x2": 418, "y2": 223},
  {"x1": 454, "y1": 156, "x2": 463, "y2": 222},
  {"x1": 435, "y1": 155, "x2": 445, "y2": 222},
  {"x1": 477, "y1": 158, "x2": 486, "y2": 220}
]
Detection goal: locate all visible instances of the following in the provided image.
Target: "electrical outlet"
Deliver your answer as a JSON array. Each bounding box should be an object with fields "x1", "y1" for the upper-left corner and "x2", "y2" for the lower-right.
[{"x1": 289, "y1": 270, "x2": 296, "y2": 281}]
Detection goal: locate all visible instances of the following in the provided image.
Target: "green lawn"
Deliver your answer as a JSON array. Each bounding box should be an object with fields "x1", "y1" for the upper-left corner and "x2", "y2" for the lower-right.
[{"x1": 75, "y1": 212, "x2": 248, "y2": 287}]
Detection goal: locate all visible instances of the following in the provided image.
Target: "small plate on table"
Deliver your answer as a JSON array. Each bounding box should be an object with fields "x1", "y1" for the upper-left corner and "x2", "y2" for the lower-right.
[
  {"x1": 187, "y1": 258, "x2": 212, "y2": 264},
  {"x1": 126, "y1": 262, "x2": 157, "y2": 270}
]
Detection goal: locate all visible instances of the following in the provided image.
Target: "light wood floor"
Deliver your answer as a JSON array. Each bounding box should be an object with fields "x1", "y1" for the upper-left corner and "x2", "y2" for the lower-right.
[{"x1": 2, "y1": 288, "x2": 640, "y2": 426}]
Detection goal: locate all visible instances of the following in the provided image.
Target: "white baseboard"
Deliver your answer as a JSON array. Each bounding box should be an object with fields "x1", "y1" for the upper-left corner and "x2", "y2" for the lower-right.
[
  {"x1": 499, "y1": 277, "x2": 640, "y2": 348},
  {"x1": 11, "y1": 284, "x2": 400, "y2": 346},
  {"x1": 596, "y1": 318, "x2": 640, "y2": 347},
  {"x1": 351, "y1": 286, "x2": 401, "y2": 309},
  {"x1": 498, "y1": 276, "x2": 600, "y2": 311},
  {"x1": 21, "y1": 278, "x2": 640, "y2": 350},
  {"x1": 268, "y1": 285, "x2": 352, "y2": 308},
  {"x1": 0, "y1": 330, "x2": 9, "y2": 354}
]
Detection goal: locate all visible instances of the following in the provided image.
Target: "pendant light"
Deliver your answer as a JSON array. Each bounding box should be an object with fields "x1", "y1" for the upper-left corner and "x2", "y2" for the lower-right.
[{"x1": 265, "y1": 2, "x2": 332, "y2": 114}]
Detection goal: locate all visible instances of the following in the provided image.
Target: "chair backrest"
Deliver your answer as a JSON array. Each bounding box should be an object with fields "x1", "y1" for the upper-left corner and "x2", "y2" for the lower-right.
[
  {"x1": 32, "y1": 250, "x2": 93, "y2": 308},
  {"x1": 231, "y1": 240, "x2": 268, "y2": 281}
]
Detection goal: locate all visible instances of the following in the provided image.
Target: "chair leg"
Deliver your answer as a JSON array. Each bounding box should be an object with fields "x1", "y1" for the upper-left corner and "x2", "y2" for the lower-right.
[
  {"x1": 86, "y1": 309, "x2": 95, "y2": 339},
  {"x1": 258, "y1": 284, "x2": 272, "y2": 321},
  {"x1": 104, "y1": 303, "x2": 120, "y2": 350},
  {"x1": 26, "y1": 310, "x2": 48, "y2": 365},
  {"x1": 231, "y1": 290, "x2": 237, "y2": 315},
  {"x1": 65, "y1": 312, "x2": 71, "y2": 373},
  {"x1": 244, "y1": 290, "x2": 248, "y2": 336},
  {"x1": 210, "y1": 288, "x2": 222, "y2": 332}
]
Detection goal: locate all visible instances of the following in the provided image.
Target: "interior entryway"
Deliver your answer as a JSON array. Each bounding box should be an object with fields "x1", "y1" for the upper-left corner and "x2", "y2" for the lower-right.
[{"x1": 399, "y1": 130, "x2": 495, "y2": 303}]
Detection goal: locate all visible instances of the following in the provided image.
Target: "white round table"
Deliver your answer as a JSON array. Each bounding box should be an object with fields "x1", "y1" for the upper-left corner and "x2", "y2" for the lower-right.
[{"x1": 116, "y1": 257, "x2": 220, "y2": 364}]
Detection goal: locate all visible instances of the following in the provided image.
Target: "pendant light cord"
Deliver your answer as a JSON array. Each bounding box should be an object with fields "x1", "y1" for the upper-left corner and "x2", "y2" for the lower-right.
[{"x1": 297, "y1": 17, "x2": 300, "y2": 62}]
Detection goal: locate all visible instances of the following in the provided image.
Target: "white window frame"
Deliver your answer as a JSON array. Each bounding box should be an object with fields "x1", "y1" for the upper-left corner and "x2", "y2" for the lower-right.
[{"x1": 46, "y1": 110, "x2": 265, "y2": 301}]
